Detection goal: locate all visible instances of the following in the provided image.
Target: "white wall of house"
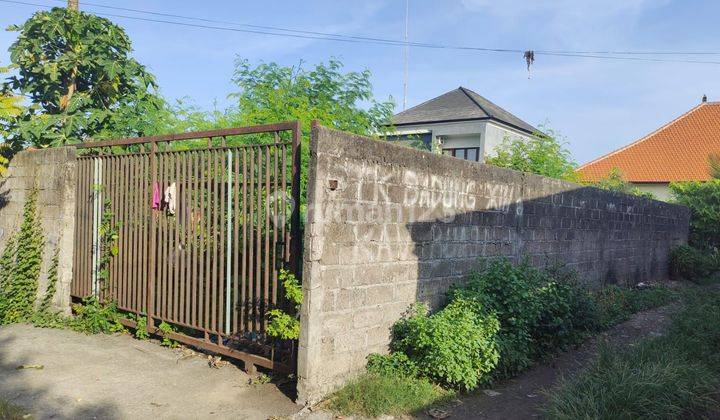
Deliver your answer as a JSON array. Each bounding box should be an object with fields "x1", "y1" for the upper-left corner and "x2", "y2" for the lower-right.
[
  {"x1": 632, "y1": 183, "x2": 672, "y2": 201},
  {"x1": 483, "y1": 121, "x2": 533, "y2": 158},
  {"x1": 392, "y1": 120, "x2": 532, "y2": 162}
]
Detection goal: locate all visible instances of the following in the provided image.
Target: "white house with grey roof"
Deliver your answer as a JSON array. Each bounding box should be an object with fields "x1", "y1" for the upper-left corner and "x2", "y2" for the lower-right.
[{"x1": 386, "y1": 87, "x2": 538, "y2": 162}]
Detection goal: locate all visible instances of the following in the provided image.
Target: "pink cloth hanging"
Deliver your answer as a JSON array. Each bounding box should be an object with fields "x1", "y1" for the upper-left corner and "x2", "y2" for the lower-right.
[{"x1": 152, "y1": 182, "x2": 161, "y2": 210}]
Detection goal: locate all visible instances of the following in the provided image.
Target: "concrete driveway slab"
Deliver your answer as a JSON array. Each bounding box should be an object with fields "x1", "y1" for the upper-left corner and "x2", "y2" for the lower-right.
[{"x1": 0, "y1": 324, "x2": 300, "y2": 420}]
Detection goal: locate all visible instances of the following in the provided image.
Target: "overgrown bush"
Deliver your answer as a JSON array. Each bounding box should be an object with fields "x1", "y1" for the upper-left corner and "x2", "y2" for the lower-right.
[
  {"x1": 670, "y1": 180, "x2": 720, "y2": 249},
  {"x1": 389, "y1": 298, "x2": 500, "y2": 390},
  {"x1": 448, "y1": 258, "x2": 599, "y2": 376},
  {"x1": 669, "y1": 244, "x2": 720, "y2": 281}
]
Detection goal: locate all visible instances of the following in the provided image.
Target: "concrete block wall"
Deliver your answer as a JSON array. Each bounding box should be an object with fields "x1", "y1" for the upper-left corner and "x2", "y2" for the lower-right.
[
  {"x1": 297, "y1": 125, "x2": 689, "y2": 404},
  {"x1": 0, "y1": 147, "x2": 77, "y2": 313}
]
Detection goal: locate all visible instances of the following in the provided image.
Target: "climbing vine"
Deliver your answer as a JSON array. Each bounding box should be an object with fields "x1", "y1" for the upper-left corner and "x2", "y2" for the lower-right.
[
  {"x1": 0, "y1": 234, "x2": 17, "y2": 320},
  {"x1": 97, "y1": 197, "x2": 120, "y2": 292},
  {"x1": 0, "y1": 187, "x2": 44, "y2": 324},
  {"x1": 267, "y1": 269, "x2": 303, "y2": 340},
  {"x1": 38, "y1": 246, "x2": 59, "y2": 313}
]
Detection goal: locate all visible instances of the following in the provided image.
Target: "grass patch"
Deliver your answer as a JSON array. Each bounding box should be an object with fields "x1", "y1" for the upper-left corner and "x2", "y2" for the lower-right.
[
  {"x1": 546, "y1": 289, "x2": 720, "y2": 419},
  {"x1": 0, "y1": 398, "x2": 29, "y2": 420},
  {"x1": 329, "y1": 373, "x2": 453, "y2": 418},
  {"x1": 595, "y1": 285, "x2": 678, "y2": 328}
]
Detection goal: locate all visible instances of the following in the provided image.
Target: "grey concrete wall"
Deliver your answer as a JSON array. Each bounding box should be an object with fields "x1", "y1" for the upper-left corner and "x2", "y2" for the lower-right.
[
  {"x1": 297, "y1": 125, "x2": 689, "y2": 404},
  {"x1": 0, "y1": 147, "x2": 77, "y2": 313}
]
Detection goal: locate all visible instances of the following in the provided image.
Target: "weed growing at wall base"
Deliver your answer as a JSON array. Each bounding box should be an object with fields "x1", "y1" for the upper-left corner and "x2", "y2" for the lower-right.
[
  {"x1": 330, "y1": 373, "x2": 453, "y2": 418},
  {"x1": 266, "y1": 269, "x2": 302, "y2": 340}
]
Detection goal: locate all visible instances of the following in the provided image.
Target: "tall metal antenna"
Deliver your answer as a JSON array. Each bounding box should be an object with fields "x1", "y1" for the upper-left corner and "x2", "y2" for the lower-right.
[{"x1": 402, "y1": 0, "x2": 409, "y2": 111}]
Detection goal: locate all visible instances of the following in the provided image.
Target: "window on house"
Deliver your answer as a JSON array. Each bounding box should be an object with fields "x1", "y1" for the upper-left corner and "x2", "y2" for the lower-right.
[{"x1": 442, "y1": 147, "x2": 481, "y2": 162}]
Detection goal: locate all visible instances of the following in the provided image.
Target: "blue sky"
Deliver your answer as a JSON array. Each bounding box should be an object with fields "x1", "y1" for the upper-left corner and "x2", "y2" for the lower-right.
[{"x1": 1, "y1": 0, "x2": 719, "y2": 164}]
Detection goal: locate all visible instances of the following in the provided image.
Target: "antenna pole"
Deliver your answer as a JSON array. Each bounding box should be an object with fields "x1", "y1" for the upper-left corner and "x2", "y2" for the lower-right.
[{"x1": 402, "y1": 0, "x2": 409, "y2": 111}]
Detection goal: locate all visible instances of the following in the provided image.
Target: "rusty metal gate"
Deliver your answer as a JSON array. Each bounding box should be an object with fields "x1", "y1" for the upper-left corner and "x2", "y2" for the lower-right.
[{"x1": 71, "y1": 121, "x2": 302, "y2": 373}]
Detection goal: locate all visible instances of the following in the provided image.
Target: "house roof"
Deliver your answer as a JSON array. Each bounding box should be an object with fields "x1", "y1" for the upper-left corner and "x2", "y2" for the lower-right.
[
  {"x1": 390, "y1": 87, "x2": 537, "y2": 134},
  {"x1": 577, "y1": 101, "x2": 720, "y2": 183}
]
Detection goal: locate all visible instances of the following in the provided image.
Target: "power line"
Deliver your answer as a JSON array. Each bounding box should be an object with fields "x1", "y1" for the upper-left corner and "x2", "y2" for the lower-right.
[
  {"x1": 37, "y1": 0, "x2": 720, "y2": 57},
  {"x1": 3, "y1": 0, "x2": 720, "y2": 65}
]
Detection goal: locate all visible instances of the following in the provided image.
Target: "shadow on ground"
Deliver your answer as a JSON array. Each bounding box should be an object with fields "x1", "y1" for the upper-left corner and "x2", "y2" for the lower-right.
[
  {"x1": 0, "y1": 324, "x2": 299, "y2": 419},
  {"x1": 0, "y1": 331, "x2": 120, "y2": 419}
]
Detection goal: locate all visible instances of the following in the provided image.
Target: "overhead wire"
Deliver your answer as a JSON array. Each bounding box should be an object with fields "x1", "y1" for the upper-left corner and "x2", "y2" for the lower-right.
[{"x1": 2, "y1": 0, "x2": 720, "y2": 65}]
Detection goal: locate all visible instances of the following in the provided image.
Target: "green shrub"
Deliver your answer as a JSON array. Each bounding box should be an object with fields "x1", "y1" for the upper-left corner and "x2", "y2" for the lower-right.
[
  {"x1": 70, "y1": 296, "x2": 125, "y2": 334},
  {"x1": 330, "y1": 373, "x2": 452, "y2": 418},
  {"x1": 135, "y1": 316, "x2": 149, "y2": 339},
  {"x1": 449, "y1": 258, "x2": 598, "y2": 376},
  {"x1": 266, "y1": 269, "x2": 302, "y2": 340},
  {"x1": 389, "y1": 298, "x2": 500, "y2": 390},
  {"x1": 158, "y1": 321, "x2": 178, "y2": 347},
  {"x1": 593, "y1": 167, "x2": 655, "y2": 198},
  {"x1": 670, "y1": 180, "x2": 720, "y2": 249},
  {"x1": 669, "y1": 244, "x2": 719, "y2": 281},
  {"x1": 366, "y1": 351, "x2": 418, "y2": 378}
]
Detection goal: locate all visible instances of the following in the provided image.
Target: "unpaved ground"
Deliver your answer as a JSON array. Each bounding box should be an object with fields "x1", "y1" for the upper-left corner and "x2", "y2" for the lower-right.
[
  {"x1": 0, "y1": 324, "x2": 300, "y2": 419},
  {"x1": 416, "y1": 303, "x2": 680, "y2": 420}
]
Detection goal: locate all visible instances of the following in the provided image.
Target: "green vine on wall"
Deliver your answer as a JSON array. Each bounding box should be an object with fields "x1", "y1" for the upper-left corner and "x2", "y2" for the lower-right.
[
  {"x1": 38, "y1": 246, "x2": 60, "y2": 314},
  {"x1": 267, "y1": 269, "x2": 303, "y2": 340},
  {"x1": 97, "y1": 197, "x2": 120, "y2": 293},
  {"x1": 0, "y1": 234, "x2": 18, "y2": 320},
  {"x1": 0, "y1": 187, "x2": 45, "y2": 323}
]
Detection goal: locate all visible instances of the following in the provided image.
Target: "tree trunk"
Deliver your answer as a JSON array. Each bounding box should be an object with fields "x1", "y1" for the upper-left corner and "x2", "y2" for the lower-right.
[{"x1": 61, "y1": 0, "x2": 78, "y2": 112}]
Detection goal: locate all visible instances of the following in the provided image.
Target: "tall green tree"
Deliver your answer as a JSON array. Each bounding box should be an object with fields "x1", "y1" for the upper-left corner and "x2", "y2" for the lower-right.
[
  {"x1": 228, "y1": 58, "x2": 394, "y2": 135},
  {"x1": 179, "y1": 58, "x2": 394, "y2": 136},
  {"x1": 3, "y1": 7, "x2": 168, "y2": 148},
  {"x1": 486, "y1": 126, "x2": 580, "y2": 182},
  {"x1": 0, "y1": 64, "x2": 23, "y2": 174},
  {"x1": 174, "y1": 58, "x2": 394, "y2": 204}
]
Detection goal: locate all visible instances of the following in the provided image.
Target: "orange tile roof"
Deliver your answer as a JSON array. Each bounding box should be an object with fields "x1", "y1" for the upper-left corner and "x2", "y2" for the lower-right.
[{"x1": 577, "y1": 102, "x2": 720, "y2": 183}]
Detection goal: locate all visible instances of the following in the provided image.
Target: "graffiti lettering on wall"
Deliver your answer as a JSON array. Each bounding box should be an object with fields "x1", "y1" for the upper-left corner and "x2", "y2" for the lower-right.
[{"x1": 318, "y1": 162, "x2": 523, "y2": 226}]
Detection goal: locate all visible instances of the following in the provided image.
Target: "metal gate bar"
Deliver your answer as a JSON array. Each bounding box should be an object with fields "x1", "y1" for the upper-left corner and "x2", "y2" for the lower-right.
[{"x1": 71, "y1": 121, "x2": 302, "y2": 372}]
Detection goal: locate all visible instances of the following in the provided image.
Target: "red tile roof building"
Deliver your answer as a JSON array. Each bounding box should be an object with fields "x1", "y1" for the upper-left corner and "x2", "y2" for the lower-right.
[{"x1": 577, "y1": 101, "x2": 720, "y2": 199}]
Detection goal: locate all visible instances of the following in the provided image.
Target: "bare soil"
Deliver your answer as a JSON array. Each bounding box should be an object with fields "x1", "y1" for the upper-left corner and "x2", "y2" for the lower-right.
[
  {"x1": 0, "y1": 324, "x2": 300, "y2": 419},
  {"x1": 415, "y1": 303, "x2": 680, "y2": 420}
]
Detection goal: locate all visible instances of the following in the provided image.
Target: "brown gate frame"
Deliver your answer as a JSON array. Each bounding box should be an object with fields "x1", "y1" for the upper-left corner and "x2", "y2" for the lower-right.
[{"x1": 72, "y1": 121, "x2": 302, "y2": 374}]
